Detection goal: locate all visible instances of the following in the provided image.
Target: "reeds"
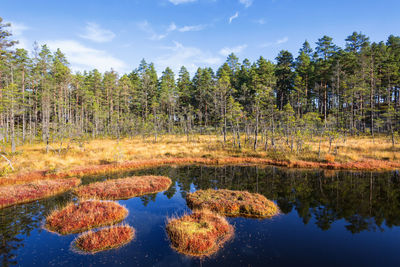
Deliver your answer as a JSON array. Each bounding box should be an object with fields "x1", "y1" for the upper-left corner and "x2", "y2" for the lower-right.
[
  {"x1": 186, "y1": 189, "x2": 280, "y2": 218},
  {"x1": 0, "y1": 178, "x2": 81, "y2": 209},
  {"x1": 45, "y1": 200, "x2": 128, "y2": 235},
  {"x1": 74, "y1": 225, "x2": 135, "y2": 253},
  {"x1": 166, "y1": 209, "x2": 234, "y2": 257},
  {"x1": 74, "y1": 175, "x2": 172, "y2": 200}
]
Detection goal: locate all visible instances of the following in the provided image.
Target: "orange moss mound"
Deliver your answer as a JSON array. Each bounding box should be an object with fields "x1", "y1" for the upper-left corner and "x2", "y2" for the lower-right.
[
  {"x1": 166, "y1": 210, "x2": 234, "y2": 257},
  {"x1": 74, "y1": 225, "x2": 135, "y2": 253},
  {"x1": 45, "y1": 200, "x2": 128, "y2": 235},
  {"x1": 186, "y1": 189, "x2": 279, "y2": 218},
  {"x1": 0, "y1": 178, "x2": 81, "y2": 209},
  {"x1": 74, "y1": 176, "x2": 172, "y2": 200}
]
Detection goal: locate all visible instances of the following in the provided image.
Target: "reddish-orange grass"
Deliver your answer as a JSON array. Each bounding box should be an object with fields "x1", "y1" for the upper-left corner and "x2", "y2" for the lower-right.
[
  {"x1": 74, "y1": 225, "x2": 135, "y2": 253},
  {"x1": 0, "y1": 178, "x2": 81, "y2": 209},
  {"x1": 3, "y1": 157, "x2": 400, "y2": 187},
  {"x1": 74, "y1": 175, "x2": 172, "y2": 200},
  {"x1": 186, "y1": 189, "x2": 280, "y2": 218},
  {"x1": 166, "y1": 209, "x2": 234, "y2": 257},
  {"x1": 45, "y1": 200, "x2": 128, "y2": 235}
]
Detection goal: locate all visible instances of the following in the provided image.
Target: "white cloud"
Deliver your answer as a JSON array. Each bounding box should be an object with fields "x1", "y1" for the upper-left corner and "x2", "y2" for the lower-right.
[
  {"x1": 9, "y1": 21, "x2": 29, "y2": 36},
  {"x1": 8, "y1": 21, "x2": 30, "y2": 50},
  {"x1": 79, "y1": 22, "x2": 116, "y2": 43},
  {"x1": 169, "y1": 0, "x2": 197, "y2": 5},
  {"x1": 260, "y1": 37, "x2": 289, "y2": 48},
  {"x1": 239, "y1": 0, "x2": 253, "y2": 8},
  {"x1": 219, "y1": 44, "x2": 247, "y2": 57},
  {"x1": 276, "y1": 36, "x2": 289, "y2": 44},
  {"x1": 138, "y1": 20, "x2": 167, "y2": 40},
  {"x1": 178, "y1": 24, "x2": 206, "y2": 32},
  {"x1": 139, "y1": 20, "x2": 206, "y2": 40},
  {"x1": 255, "y1": 18, "x2": 266, "y2": 25},
  {"x1": 229, "y1": 12, "x2": 239, "y2": 24},
  {"x1": 45, "y1": 40, "x2": 127, "y2": 73},
  {"x1": 156, "y1": 41, "x2": 222, "y2": 75}
]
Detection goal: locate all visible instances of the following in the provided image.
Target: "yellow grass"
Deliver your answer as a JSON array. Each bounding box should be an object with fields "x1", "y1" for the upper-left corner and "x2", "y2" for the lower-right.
[{"x1": 0, "y1": 134, "x2": 399, "y2": 178}]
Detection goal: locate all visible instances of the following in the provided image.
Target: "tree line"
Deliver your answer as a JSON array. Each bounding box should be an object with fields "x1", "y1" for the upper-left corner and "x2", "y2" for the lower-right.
[{"x1": 1, "y1": 17, "x2": 400, "y2": 153}]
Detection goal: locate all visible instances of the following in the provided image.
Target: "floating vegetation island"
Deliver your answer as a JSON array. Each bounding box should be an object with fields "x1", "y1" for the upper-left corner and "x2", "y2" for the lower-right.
[
  {"x1": 166, "y1": 209, "x2": 234, "y2": 257},
  {"x1": 45, "y1": 200, "x2": 128, "y2": 235},
  {"x1": 186, "y1": 189, "x2": 279, "y2": 218},
  {"x1": 74, "y1": 175, "x2": 172, "y2": 200},
  {"x1": 0, "y1": 178, "x2": 81, "y2": 209},
  {"x1": 74, "y1": 225, "x2": 135, "y2": 254}
]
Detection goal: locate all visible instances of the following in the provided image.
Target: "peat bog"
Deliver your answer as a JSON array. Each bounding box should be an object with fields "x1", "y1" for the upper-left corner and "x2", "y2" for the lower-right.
[{"x1": 1, "y1": 165, "x2": 400, "y2": 266}]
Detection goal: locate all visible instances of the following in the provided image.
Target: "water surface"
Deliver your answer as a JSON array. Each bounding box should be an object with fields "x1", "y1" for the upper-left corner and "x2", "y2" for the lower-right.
[{"x1": 1, "y1": 165, "x2": 400, "y2": 266}]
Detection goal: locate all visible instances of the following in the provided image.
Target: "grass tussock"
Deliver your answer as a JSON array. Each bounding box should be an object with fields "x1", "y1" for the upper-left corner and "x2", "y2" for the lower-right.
[
  {"x1": 74, "y1": 175, "x2": 172, "y2": 200},
  {"x1": 45, "y1": 200, "x2": 128, "y2": 235},
  {"x1": 166, "y1": 209, "x2": 234, "y2": 257},
  {"x1": 0, "y1": 178, "x2": 81, "y2": 209},
  {"x1": 74, "y1": 225, "x2": 135, "y2": 253},
  {"x1": 186, "y1": 189, "x2": 280, "y2": 218}
]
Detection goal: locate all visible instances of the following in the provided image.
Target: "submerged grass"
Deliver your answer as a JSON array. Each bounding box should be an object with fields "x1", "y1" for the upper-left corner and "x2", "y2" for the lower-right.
[
  {"x1": 166, "y1": 209, "x2": 234, "y2": 257},
  {"x1": 0, "y1": 178, "x2": 81, "y2": 209},
  {"x1": 45, "y1": 200, "x2": 128, "y2": 235},
  {"x1": 186, "y1": 189, "x2": 280, "y2": 218},
  {"x1": 74, "y1": 225, "x2": 135, "y2": 254},
  {"x1": 74, "y1": 175, "x2": 172, "y2": 200}
]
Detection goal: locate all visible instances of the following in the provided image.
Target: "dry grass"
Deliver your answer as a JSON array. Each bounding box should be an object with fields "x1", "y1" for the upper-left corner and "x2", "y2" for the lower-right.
[
  {"x1": 74, "y1": 225, "x2": 135, "y2": 254},
  {"x1": 186, "y1": 189, "x2": 280, "y2": 218},
  {"x1": 74, "y1": 176, "x2": 172, "y2": 200},
  {"x1": 45, "y1": 200, "x2": 128, "y2": 235},
  {"x1": 0, "y1": 135, "x2": 399, "y2": 186},
  {"x1": 0, "y1": 178, "x2": 81, "y2": 209},
  {"x1": 166, "y1": 209, "x2": 234, "y2": 257}
]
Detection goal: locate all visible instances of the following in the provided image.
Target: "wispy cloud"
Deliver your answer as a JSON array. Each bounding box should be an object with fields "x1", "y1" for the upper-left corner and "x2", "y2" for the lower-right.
[
  {"x1": 139, "y1": 20, "x2": 207, "y2": 40},
  {"x1": 276, "y1": 36, "x2": 289, "y2": 44},
  {"x1": 254, "y1": 18, "x2": 266, "y2": 25},
  {"x1": 229, "y1": 12, "x2": 239, "y2": 23},
  {"x1": 79, "y1": 22, "x2": 116, "y2": 43},
  {"x1": 239, "y1": 0, "x2": 253, "y2": 8},
  {"x1": 9, "y1": 21, "x2": 30, "y2": 49},
  {"x1": 260, "y1": 37, "x2": 289, "y2": 47},
  {"x1": 156, "y1": 41, "x2": 222, "y2": 75},
  {"x1": 169, "y1": 0, "x2": 197, "y2": 5},
  {"x1": 219, "y1": 44, "x2": 247, "y2": 57},
  {"x1": 138, "y1": 20, "x2": 167, "y2": 40},
  {"x1": 178, "y1": 24, "x2": 206, "y2": 32},
  {"x1": 45, "y1": 40, "x2": 127, "y2": 73}
]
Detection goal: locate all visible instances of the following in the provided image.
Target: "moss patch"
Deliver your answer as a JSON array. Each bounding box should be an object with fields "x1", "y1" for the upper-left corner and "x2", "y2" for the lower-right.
[
  {"x1": 45, "y1": 200, "x2": 128, "y2": 235},
  {"x1": 0, "y1": 178, "x2": 81, "y2": 209},
  {"x1": 74, "y1": 175, "x2": 172, "y2": 200},
  {"x1": 74, "y1": 225, "x2": 135, "y2": 253},
  {"x1": 186, "y1": 189, "x2": 279, "y2": 218},
  {"x1": 166, "y1": 209, "x2": 233, "y2": 257}
]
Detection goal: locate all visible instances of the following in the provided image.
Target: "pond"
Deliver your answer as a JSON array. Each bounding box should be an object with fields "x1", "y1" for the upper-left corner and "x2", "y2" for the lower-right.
[{"x1": 1, "y1": 165, "x2": 400, "y2": 266}]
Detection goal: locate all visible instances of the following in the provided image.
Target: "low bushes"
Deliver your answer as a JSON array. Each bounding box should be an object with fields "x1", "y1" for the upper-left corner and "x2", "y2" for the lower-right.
[
  {"x1": 0, "y1": 178, "x2": 81, "y2": 209},
  {"x1": 186, "y1": 189, "x2": 279, "y2": 218},
  {"x1": 74, "y1": 225, "x2": 135, "y2": 253},
  {"x1": 45, "y1": 200, "x2": 128, "y2": 235},
  {"x1": 166, "y1": 209, "x2": 233, "y2": 257},
  {"x1": 74, "y1": 175, "x2": 172, "y2": 200}
]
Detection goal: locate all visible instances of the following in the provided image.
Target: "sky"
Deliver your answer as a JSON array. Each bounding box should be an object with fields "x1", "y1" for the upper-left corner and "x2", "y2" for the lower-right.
[{"x1": 2, "y1": 0, "x2": 400, "y2": 75}]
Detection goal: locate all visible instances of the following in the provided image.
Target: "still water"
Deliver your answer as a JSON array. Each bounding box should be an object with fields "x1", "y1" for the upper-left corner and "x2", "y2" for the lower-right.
[{"x1": 1, "y1": 165, "x2": 400, "y2": 266}]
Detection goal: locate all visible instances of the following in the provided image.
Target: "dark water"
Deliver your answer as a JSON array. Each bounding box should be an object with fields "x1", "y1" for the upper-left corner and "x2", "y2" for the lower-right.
[{"x1": 1, "y1": 165, "x2": 400, "y2": 267}]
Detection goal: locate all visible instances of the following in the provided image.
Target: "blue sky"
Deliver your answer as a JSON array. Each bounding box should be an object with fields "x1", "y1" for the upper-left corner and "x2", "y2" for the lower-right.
[{"x1": 3, "y1": 0, "x2": 400, "y2": 75}]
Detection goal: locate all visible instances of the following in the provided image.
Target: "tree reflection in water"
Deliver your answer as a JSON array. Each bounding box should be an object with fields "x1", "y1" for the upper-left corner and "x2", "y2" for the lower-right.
[{"x1": 1, "y1": 166, "x2": 399, "y2": 266}]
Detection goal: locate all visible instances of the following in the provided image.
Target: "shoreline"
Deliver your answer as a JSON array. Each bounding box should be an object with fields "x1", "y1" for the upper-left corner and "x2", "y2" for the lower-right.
[{"x1": 2, "y1": 156, "x2": 399, "y2": 187}]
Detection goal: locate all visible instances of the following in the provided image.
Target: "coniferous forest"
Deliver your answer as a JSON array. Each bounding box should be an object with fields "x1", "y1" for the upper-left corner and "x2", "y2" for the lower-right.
[{"x1": 1, "y1": 17, "x2": 400, "y2": 153}]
